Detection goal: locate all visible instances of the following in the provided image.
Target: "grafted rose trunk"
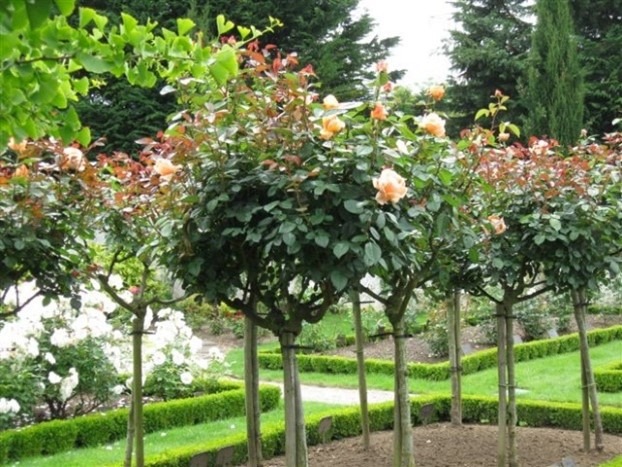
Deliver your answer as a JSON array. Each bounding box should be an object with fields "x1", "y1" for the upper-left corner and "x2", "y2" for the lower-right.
[
  {"x1": 392, "y1": 317, "x2": 415, "y2": 467},
  {"x1": 280, "y1": 331, "x2": 308, "y2": 467}
]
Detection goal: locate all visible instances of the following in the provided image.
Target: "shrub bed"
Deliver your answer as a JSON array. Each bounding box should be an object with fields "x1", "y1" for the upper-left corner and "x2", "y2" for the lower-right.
[
  {"x1": 0, "y1": 382, "x2": 280, "y2": 463},
  {"x1": 103, "y1": 394, "x2": 622, "y2": 466},
  {"x1": 258, "y1": 325, "x2": 622, "y2": 381},
  {"x1": 594, "y1": 361, "x2": 622, "y2": 393}
]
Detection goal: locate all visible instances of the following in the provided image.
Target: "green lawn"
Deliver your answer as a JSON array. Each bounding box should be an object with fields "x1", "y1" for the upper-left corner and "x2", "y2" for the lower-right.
[
  {"x1": 226, "y1": 340, "x2": 622, "y2": 407},
  {"x1": 13, "y1": 402, "x2": 340, "y2": 467}
]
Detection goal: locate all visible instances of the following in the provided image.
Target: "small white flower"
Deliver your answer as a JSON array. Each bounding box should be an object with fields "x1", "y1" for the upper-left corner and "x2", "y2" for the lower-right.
[
  {"x1": 48, "y1": 371, "x2": 62, "y2": 384},
  {"x1": 152, "y1": 351, "x2": 166, "y2": 366},
  {"x1": 108, "y1": 274, "x2": 124, "y2": 290},
  {"x1": 44, "y1": 352, "x2": 56, "y2": 364},
  {"x1": 0, "y1": 398, "x2": 20, "y2": 414},
  {"x1": 180, "y1": 371, "x2": 193, "y2": 385},
  {"x1": 171, "y1": 349, "x2": 185, "y2": 366}
]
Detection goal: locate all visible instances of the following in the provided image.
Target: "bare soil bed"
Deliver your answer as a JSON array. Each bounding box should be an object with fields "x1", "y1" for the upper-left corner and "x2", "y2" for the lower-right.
[
  {"x1": 258, "y1": 423, "x2": 622, "y2": 467},
  {"x1": 324, "y1": 313, "x2": 622, "y2": 363}
]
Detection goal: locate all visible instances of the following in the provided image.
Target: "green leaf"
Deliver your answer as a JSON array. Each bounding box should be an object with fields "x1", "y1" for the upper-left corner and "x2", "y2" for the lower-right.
[
  {"x1": 177, "y1": 18, "x2": 195, "y2": 36},
  {"x1": 364, "y1": 242, "x2": 382, "y2": 266},
  {"x1": 474, "y1": 108, "x2": 489, "y2": 121},
  {"x1": 237, "y1": 25, "x2": 251, "y2": 39},
  {"x1": 216, "y1": 14, "x2": 234, "y2": 35},
  {"x1": 79, "y1": 7, "x2": 96, "y2": 28},
  {"x1": 344, "y1": 200, "x2": 364, "y2": 214},
  {"x1": 26, "y1": 0, "x2": 53, "y2": 29},
  {"x1": 282, "y1": 232, "x2": 296, "y2": 246},
  {"x1": 333, "y1": 242, "x2": 349, "y2": 259},
  {"x1": 73, "y1": 77, "x2": 89, "y2": 96},
  {"x1": 330, "y1": 270, "x2": 348, "y2": 291},
  {"x1": 54, "y1": 0, "x2": 75, "y2": 16},
  {"x1": 75, "y1": 127, "x2": 91, "y2": 146},
  {"x1": 549, "y1": 217, "x2": 562, "y2": 231},
  {"x1": 314, "y1": 235, "x2": 329, "y2": 248},
  {"x1": 76, "y1": 52, "x2": 113, "y2": 73},
  {"x1": 121, "y1": 12, "x2": 138, "y2": 34}
]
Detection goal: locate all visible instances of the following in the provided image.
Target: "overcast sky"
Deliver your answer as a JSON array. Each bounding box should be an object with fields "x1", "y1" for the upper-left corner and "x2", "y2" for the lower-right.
[{"x1": 356, "y1": 0, "x2": 455, "y2": 89}]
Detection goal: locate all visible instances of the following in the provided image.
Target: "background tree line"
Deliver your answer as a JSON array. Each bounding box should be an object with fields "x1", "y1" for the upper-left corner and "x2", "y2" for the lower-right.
[{"x1": 76, "y1": 0, "x2": 620, "y2": 151}]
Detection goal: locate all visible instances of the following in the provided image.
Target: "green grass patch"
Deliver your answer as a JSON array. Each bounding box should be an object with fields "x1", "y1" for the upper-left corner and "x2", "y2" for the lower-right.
[
  {"x1": 13, "y1": 402, "x2": 340, "y2": 467},
  {"x1": 227, "y1": 341, "x2": 622, "y2": 408}
]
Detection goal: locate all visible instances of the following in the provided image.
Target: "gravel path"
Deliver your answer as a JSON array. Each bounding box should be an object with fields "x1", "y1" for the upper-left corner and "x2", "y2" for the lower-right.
[{"x1": 263, "y1": 382, "x2": 394, "y2": 405}]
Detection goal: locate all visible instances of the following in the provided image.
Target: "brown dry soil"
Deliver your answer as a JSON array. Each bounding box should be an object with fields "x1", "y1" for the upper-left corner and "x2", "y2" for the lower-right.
[{"x1": 259, "y1": 423, "x2": 622, "y2": 467}]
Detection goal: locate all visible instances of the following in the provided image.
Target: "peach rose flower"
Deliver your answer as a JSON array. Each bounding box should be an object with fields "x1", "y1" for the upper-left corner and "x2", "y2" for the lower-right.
[
  {"x1": 487, "y1": 215, "x2": 507, "y2": 235},
  {"x1": 320, "y1": 115, "x2": 346, "y2": 140},
  {"x1": 154, "y1": 158, "x2": 180, "y2": 181},
  {"x1": 419, "y1": 112, "x2": 446, "y2": 138},
  {"x1": 14, "y1": 165, "x2": 29, "y2": 178},
  {"x1": 427, "y1": 85, "x2": 445, "y2": 101},
  {"x1": 376, "y1": 60, "x2": 388, "y2": 73},
  {"x1": 371, "y1": 102, "x2": 388, "y2": 121},
  {"x1": 59, "y1": 147, "x2": 86, "y2": 171},
  {"x1": 323, "y1": 94, "x2": 339, "y2": 110},
  {"x1": 373, "y1": 168, "x2": 407, "y2": 205}
]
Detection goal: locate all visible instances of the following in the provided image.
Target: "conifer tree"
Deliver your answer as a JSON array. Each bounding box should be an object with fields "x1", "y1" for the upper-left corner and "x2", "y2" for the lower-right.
[
  {"x1": 444, "y1": 0, "x2": 532, "y2": 135},
  {"x1": 524, "y1": 0, "x2": 584, "y2": 144}
]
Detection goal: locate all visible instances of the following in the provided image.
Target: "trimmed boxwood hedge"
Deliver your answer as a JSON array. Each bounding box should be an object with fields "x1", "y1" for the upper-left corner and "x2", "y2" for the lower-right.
[
  {"x1": 595, "y1": 361, "x2": 622, "y2": 393},
  {"x1": 258, "y1": 325, "x2": 622, "y2": 381},
  {"x1": 99, "y1": 394, "x2": 622, "y2": 467},
  {"x1": 0, "y1": 382, "x2": 280, "y2": 464}
]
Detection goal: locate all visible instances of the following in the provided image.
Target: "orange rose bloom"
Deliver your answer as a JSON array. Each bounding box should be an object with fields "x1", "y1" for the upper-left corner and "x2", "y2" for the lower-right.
[
  {"x1": 59, "y1": 147, "x2": 86, "y2": 171},
  {"x1": 154, "y1": 158, "x2": 180, "y2": 181},
  {"x1": 427, "y1": 85, "x2": 445, "y2": 101},
  {"x1": 320, "y1": 115, "x2": 346, "y2": 140},
  {"x1": 371, "y1": 102, "x2": 388, "y2": 120},
  {"x1": 419, "y1": 112, "x2": 446, "y2": 138},
  {"x1": 487, "y1": 215, "x2": 507, "y2": 235},
  {"x1": 14, "y1": 165, "x2": 29, "y2": 178},
  {"x1": 373, "y1": 168, "x2": 407, "y2": 205},
  {"x1": 323, "y1": 94, "x2": 339, "y2": 110},
  {"x1": 8, "y1": 138, "x2": 27, "y2": 155}
]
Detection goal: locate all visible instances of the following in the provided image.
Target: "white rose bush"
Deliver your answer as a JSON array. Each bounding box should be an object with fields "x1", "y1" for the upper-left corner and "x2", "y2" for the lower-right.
[{"x1": 0, "y1": 280, "x2": 224, "y2": 430}]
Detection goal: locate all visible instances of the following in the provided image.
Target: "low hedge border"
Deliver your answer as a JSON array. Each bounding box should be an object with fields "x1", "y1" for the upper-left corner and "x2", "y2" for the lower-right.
[
  {"x1": 0, "y1": 382, "x2": 280, "y2": 464},
  {"x1": 258, "y1": 325, "x2": 622, "y2": 381},
  {"x1": 103, "y1": 394, "x2": 622, "y2": 467},
  {"x1": 595, "y1": 361, "x2": 622, "y2": 393}
]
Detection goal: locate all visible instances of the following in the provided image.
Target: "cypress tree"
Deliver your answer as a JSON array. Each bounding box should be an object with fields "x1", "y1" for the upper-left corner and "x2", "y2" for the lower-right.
[{"x1": 524, "y1": 0, "x2": 584, "y2": 145}]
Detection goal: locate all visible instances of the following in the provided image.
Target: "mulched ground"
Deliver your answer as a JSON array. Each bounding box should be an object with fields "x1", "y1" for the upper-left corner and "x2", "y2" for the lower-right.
[{"x1": 258, "y1": 423, "x2": 622, "y2": 467}]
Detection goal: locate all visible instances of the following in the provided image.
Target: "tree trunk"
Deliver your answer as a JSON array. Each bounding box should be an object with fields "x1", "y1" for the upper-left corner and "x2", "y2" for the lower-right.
[
  {"x1": 572, "y1": 288, "x2": 604, "y2": 451},
  {"x1": 280, "y1": 331, "x2": 308, "y2": 467},
  {"x1": 245, "y1": 317, "x2": 263, "y2": 466},
  {"x1": 505, "y1": 302, "x2": 518, "y2": 467},
  {"x1": 447, "y1": 289, "x2": 462, "y2": 426},
  {"x1": 124, "y1": 400, "x2": 134, "y2": 467},
  {"x1": 131, "y1": 311, "x2": 146, "y2": 467},
  {"x1": 350, "y1": 288, "x2": 370, "y2": 449},
  {"x1": 392, "y1": 317, "x2": 415, "y2": 467},
  {"x1": 496, "y1": 302, "x2": 507, "y2": 467}
]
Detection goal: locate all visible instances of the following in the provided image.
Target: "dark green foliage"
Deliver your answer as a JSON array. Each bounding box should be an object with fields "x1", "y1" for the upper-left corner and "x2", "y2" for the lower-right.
[
  {"x1": 524, "y1": 0, "x2": 585, "y2": 144},
  {"x1": 0, "y1": 384, "x2": 280, "y2": 463},
  {"x1": 444, "y1": 0, "x2": 533, "y2": 134},
  {"x1": 569, "y1": 0, "x2": 622, "y2": 135}
]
